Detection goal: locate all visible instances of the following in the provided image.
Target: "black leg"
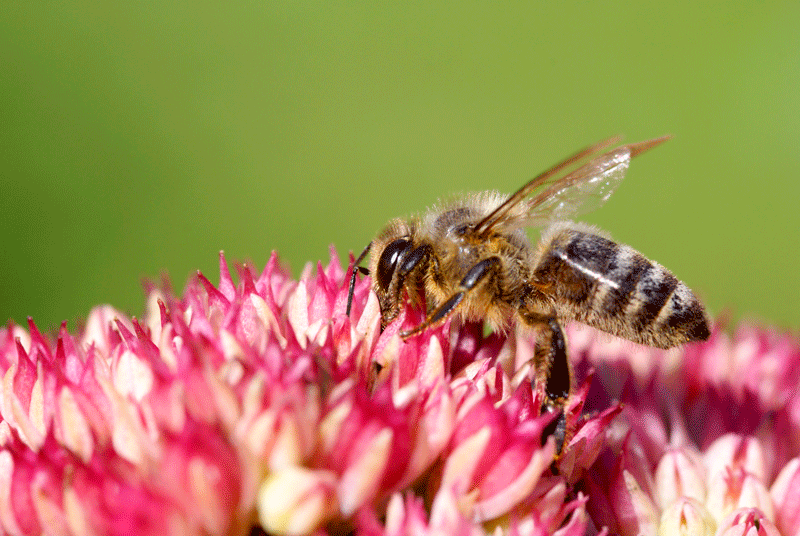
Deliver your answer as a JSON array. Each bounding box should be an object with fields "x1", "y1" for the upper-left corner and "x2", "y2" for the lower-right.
[
  {"x1": 543, "y1": 319, "x2": 570, "y2": 402},
  {"x1": 401, "y1": 257, "x2": 501, "y2": 338},
  {"x1": 518, "y1": 309, "x2": 571, "y2": 453},
  {"x1": 398, "y1": 243, "x2": 433, "y2": 279},
  {"x1": 346, "y1": 243, "x2": 372, "y2": 316},
  {"x1": 518, "y1": 310, "x2": 571, "y2": 404},
  {"x1": 376, "y1": 243, "x2": 434, "y2": 326},
  {"x1": 541, "y1": 408, "x2": 567, "y2": 454}
]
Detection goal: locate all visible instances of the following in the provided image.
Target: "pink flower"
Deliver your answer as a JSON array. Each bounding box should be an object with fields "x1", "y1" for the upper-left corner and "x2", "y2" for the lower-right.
[
  {"x1": 574, "y1": 322, "x2": 800, "y2": 535},
  {"x1": 4, "y1": 249, "x2": 795, "y2": 535},
  {"x1": 658, "y1": 498, "x2": 716, "y2": 536},
  {"x1": 0, "y1": 250, "x2": 612, "y2": 535},
  {"x1": 716, "y1": 508, "x2": 782, "y2": 536},
  {"x1": 771, "y1": 457, "x2": 800, "y2": 536}
]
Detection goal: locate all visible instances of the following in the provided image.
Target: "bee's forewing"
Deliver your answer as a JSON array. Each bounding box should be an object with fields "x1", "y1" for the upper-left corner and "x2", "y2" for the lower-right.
[
  {"x1": 474, "y1": 136, "x2": 670, "y2": 233},
  {"x1": 526, "y1": 147, "x2": 631, "y2": 226},
  {"x1": 473, "y1": 136, "x2": 622, "y2": 236}
]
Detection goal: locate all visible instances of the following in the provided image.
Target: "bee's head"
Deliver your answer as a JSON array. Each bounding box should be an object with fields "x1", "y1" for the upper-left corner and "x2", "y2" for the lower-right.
[
  {"x1": 374, "y1": 237, "x2": 412, "y2": 295},
  {"x1": 366, "y1": 219, "x2": 417, "y2": 322}
]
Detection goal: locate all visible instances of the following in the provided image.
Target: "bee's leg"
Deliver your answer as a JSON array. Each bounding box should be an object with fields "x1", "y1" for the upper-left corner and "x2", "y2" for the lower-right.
[
  {"x1": 518, "y1": 310, "x2": 571, "y2": 452},
  {"x1": 374, "y1": 243, "x2": 433, "y2": 325},
  {"x1": 397, "y1": 243, "x2": 434, "y2": 282},
  {"x1": 401, "y1": 257, "x2": 501, "y2": 338},
  {"x1": 346, "y1": 242, "x2": 372, "y2": 316}
]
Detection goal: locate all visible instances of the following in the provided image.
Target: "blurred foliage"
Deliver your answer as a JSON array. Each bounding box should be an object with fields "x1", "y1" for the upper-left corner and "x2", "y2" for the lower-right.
[{"x1": 1, "y1": 2, "x2": 798, "y2": 332}]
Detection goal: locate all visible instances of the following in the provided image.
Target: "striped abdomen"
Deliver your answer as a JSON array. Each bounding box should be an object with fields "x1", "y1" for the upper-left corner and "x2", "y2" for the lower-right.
[{"x1": 532, "y1": 223, "x2": 710, "y2": 348}]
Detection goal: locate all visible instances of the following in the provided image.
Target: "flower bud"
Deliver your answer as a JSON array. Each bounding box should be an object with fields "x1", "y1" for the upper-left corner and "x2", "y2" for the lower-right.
[
  {"x1": 658, "y1": 497, "x2": 716, "y2": 536},
  {"x1": 770, "y1": 457, "x2": 800, "y2": 536},
  {"x1": 706, "y1": 467, "x2": 774, "y2": 525},
  {"x1": 257, "y1": 466, "x2": 337, "y2": 535},
  {"x1": 654, "y1": 448, "x2": 706, "y2": 510},
  {"x1": 715, "y1": 508, "x2": 781, "y2": 536},
  {"x1": 704, "y1": 434, "x2": 767, "y2": 483}
]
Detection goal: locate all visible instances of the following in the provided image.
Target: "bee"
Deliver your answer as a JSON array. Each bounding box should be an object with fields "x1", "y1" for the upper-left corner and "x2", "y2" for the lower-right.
[{"x1": 346, "y1": 136, "x2": 710, "y2": 447}]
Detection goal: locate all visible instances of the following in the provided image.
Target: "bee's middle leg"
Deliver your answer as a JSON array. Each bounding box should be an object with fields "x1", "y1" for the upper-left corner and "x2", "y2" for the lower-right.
[{"x1": 518, "y1": 309, "x2": 571, "y2": 452}]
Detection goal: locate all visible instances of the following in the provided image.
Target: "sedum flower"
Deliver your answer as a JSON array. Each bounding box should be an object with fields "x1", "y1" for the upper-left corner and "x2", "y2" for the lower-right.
[
  {"x1": 257, "y1": 465, "x2": 337, "y2": 534},
  {"x1": 0, "y1": 250, "x2": 614, "y2": 535},
  {"x1": 657, "y1": 497, "x2": 715, "y2": 536},
  {"x1": 716, "y1": 508, "x2": 782, "y2": 536},
  {"x1": 770, "y1": 456, "x2": 800, "y2": 536},
  {"x1": 3, "y1": 248, "x2": 797, "y2": 535},
  {"x1": 574, "y1": 322, "x2": 800, "y2": 536}
]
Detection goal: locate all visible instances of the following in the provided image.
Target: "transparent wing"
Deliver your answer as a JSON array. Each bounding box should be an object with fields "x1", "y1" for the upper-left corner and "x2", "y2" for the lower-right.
[
  {"x1": 473, "y1": 136, "x2": 621, "y2": 236},
  {"x1": 525, "y1": 146, "x2": 631, "y2": 226},
  {"x1": 473, "y1": 135, "x2": 669, "y2": 235}
]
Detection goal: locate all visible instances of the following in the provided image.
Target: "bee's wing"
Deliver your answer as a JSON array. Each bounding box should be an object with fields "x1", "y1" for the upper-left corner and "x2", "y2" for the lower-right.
[
  {"x1": 525, "y1": 145, "x2": 631, "y2": 226},
  {"x1": 473, "y1": 136, "x2": 669, "y2": 235},
  {"x1": 473, "y1": 136, "x2": 621, "y2": 236}
]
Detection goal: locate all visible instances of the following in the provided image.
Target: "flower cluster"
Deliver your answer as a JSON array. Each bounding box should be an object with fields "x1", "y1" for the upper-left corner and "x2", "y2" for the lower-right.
[
  {"x1": 2, "y1": 249, "x2": 797, "y2": 535},
  {"x1": 570, "y1": 323, "x2": 800, "y2": 535},
  {"x1": 0, "y1": 251, "x2": 613, "y2": 535}
]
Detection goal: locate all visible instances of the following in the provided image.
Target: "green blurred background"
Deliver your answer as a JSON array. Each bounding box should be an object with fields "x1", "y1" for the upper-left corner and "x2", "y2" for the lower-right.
[{"x1": 2, "y1": 2, "x2": 798, "y2": 333}]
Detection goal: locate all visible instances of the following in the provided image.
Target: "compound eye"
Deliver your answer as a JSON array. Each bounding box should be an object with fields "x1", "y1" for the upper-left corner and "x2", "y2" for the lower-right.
[{"x1": 376, "y1": 238, "x2": 411, "y2": 292}]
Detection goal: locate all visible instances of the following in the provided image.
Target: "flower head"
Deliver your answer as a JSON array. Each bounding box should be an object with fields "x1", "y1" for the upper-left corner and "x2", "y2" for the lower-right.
[
  {"x1": 3, "y1": 250, "x2": 796, "y2": 535},
  {"x1": 0, "y1": 250, "x2": 615, "y2": 535},
  {"x1": 574, "y1": 323, "x2": 800, "y2": 535}
]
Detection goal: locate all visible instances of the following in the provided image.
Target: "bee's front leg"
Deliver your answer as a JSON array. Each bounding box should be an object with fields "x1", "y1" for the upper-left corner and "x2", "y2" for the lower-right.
[
  {"x1": 401, "y1": 256, "x2": 502, "y2": 338},
  {"x1": 346, "y1": 242, "x2": 373, "y2": 316}
]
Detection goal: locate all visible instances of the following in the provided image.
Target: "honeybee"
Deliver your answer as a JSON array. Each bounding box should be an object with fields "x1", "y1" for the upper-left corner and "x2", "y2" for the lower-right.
[{"x1": 346, "y1": 136, "x2": 710, "y2": 446}]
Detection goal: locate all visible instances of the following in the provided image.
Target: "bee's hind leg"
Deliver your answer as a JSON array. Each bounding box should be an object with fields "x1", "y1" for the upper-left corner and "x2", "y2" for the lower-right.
[{"x1": 518, "y1": 310, "x2": 572, "y2": 453}]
